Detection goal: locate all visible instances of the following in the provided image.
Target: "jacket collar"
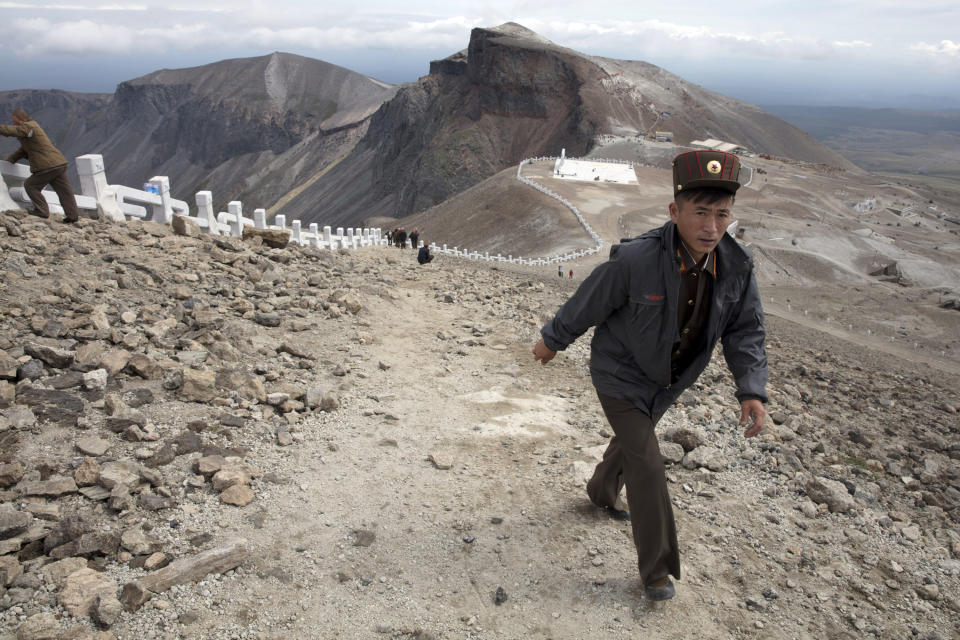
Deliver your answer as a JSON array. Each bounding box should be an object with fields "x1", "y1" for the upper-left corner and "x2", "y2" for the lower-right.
[{"x1": 661, "y1": 221, "x2": 752, "y2": 280}]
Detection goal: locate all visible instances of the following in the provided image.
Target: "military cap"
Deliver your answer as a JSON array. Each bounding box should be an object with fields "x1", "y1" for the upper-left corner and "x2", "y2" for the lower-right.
[{"x1": 672, "y1": 150, "x2": 741, "y2": 196}]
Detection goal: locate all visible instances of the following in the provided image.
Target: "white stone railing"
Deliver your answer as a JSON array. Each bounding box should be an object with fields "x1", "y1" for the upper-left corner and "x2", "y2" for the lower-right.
[{"x1": 0, "y1": 154, "x2": 386, "y2": 250}]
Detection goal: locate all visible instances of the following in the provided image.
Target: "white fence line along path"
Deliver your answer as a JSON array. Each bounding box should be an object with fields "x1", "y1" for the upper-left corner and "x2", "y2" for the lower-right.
[
  {"x1": 0, "y1": 154, "x2": 386, "y2": 250},
  {"x1": 428, "y1": 156, "x2": 606, "y2": 267},
  {"x1": 1, "y1": 153, "x2": 638, "y2": 267}
]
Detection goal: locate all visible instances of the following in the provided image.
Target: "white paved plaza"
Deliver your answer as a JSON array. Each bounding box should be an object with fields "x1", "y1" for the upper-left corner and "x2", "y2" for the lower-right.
[{"x1": 552, "y1": 158, "x2": 638, "y2": 185}]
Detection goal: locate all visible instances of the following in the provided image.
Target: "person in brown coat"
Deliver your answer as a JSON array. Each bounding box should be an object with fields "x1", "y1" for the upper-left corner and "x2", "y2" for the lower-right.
[{"x1": 0, "y1": 109, "x2": 79, "y2": 222}]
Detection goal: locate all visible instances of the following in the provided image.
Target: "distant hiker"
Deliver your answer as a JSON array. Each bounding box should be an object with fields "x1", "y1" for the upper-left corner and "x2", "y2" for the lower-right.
[
  {"x1": 558, "y1": 266, "x2": 564, "y2": 278},
  {"x1": 0, "y1": 108, "x2": 79, "y2": 223},
  {"x1": 409, "y1": 227, "x2": 420, "y2": 249},
  {"x1": 417, "y1": 242, "x2": 433, "y2": 265},
  {"x1": 387, "y1": 228, "x2": 395, "y2": 244},
  {"x1": 397, "y1": 227, "x2": 408, "y2": 249},
  {"x1": 568, "y1": 269, "x2": 573, "y2": 279},
  {"x1": 532, "y1": 150, "x2": 767, "y2": 602}
]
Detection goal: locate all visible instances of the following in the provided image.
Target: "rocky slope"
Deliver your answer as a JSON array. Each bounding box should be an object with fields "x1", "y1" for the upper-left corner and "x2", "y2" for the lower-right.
[{"x1": 0, "y1": 208, "x2": 957, "y2": 639}]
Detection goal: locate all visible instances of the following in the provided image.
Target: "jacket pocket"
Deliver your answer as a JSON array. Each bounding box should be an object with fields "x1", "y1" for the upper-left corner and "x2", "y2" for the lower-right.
[{"x1": 628, "y1": 295, "x2": 664, "y2": 332}]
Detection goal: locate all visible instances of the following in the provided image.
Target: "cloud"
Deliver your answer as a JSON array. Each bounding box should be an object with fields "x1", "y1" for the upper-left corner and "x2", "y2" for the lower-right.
[
  {"x1": 528, "y1": 18, "x2": 873, "y2": 62},
  {"x1": 0, "y1": 2, "x2": 144, "y2": 8},
  {"x1": 833, "y1": 40, "x2": 872, "y2": 49},
  {"x1": 0, "y1": 9, "x2": 948, "y2": 72},
  {"x1": 910, "y1": 39, "x2": 960, "y2": 56}
]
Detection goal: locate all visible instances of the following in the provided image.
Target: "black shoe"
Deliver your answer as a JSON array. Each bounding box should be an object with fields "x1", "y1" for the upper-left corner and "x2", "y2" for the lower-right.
[
  {"x1": 27, "y1": 208, "x2": 50, "y2": 219},
  {"x1": 63, "y1": 217, "x2": 79, "y2": 224},
  {"x1": 600, "y1": 505, "x2": 630, "y2": 521},
  {"x1": 644, "y1": 577, "x2": 675, "y2": 601}
]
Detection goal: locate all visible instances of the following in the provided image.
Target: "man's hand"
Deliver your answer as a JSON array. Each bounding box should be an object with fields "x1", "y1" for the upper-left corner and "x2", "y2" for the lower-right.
[
  {"x1": 739, "y1": 399, "x2": 766, "y2": 438},
  {"x1": 532, "y1": 338, "x2": 556, "y2": 365}
]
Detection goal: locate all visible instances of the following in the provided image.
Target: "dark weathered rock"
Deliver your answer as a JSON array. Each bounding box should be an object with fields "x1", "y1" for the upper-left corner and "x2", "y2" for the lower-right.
[
  {"x1": 126, "y1": 354, "x2": 161, "y2": 380},
  {"x1": 0, "y1": 504, "x2": 32, "y2": 539},
  {"x1": 19, "y1": 476, "x2": 78, "y2": 497},
  {"x1": 24, "y1": 343, "x2": 76, "y2": 369},
  {"x1": 18, "y1": 358, "x2": 44, "y2": 380},
  {"x1": 172, "y1": 431, "x2": 203, "y2": 455},
  {"x1": 254, "y1": 312, "x2": 282, "y2": 327},
  {"x1": 16, "y1": 387, "x2": 84, "y2": 427},
  {"x1": 145, "y1": 443, "x2": 177, "y2": 468},
  {"x1": 193, "y1": 455, "x2": 227, "y2": 477},
  {"x1": 120, "y1": 538, "x2": 248, "y2": 611},
  {"x1": 74, "y1": 457, "x2": 101, "y2": 486},
  {"x1": 139, "y1": 492, "x2": 173, "y2": 511},
  {"x1": 242, "y1": 227, "x2": 290, "y2": 249},
  {"x1": 662, "y1": 425, "x2": 708, "y2": 452},
  {"x1": 46, "y1": 371, "x2": 85, "y2": 390}
]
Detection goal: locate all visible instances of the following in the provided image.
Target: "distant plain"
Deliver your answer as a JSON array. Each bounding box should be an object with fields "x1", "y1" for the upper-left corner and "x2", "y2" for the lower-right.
[{"x1": 764, "y1": 105, "x2": 960, "y2": 198}]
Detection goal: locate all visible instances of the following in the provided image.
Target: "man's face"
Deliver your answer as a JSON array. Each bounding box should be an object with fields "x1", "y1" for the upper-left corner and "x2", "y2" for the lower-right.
[
  {"x1": 11, "y1": 114, "x2": 24, "y2": 125},
  {"x1": 669, "y1": 195, "x2": 734, "y2": 261}
]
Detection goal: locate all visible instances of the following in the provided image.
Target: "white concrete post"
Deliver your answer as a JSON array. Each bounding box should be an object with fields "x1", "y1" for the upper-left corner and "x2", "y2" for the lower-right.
[
  {"x1": 442, "y1": 244, "x2": 447, "y2": 253},
  {"x1": 227, "y1": 201, "x2": 243, "y2": 237},
  {"x1": 362, "y1": 228, "x2": 370, "y2": 245},
  {"x1": 275, "y1": 215, "x2": 286, "y2": 229},
  {"x1": 76, "y1": 154, "x2": 108, "y2": 200},
  {"x1": 217, "y1": 212, "x2": 229, "y2": 230},
  {"x1": 336, "y1": 227, "x2": 344, "y2": 240},
  {"x1": 0, "y1": 172, "x2": 17, "y2": 213},
  {"x1": 309, "y1": 223, "x2": 319, "y2": 239},
  {"x1": 196, "y1": 191, "x2": 217, "y2": 234},
  {"x1": 148, "y1": 176, "x2": 172, "y2": 224},
  {"x1": 309, "y1": 234, "x2": 320, "y2": 248},
  {"x1": 346, "y1": 228, "x2": 355, "y2": 247},
  {"x1": 254, "y1": 209, "x2": 267, "y2": 229},
  {"x1": 291, "y1": 220, "x2": 302, "y2": 245}
]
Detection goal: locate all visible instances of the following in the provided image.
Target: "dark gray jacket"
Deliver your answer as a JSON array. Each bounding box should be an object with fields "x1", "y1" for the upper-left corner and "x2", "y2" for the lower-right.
[{"x1": 541, "y1": 221, "x2": 768, "y2": 420}]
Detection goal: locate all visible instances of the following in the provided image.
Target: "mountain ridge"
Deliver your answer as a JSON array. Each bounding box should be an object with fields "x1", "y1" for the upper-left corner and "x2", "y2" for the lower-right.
[{"x1": 3, "y1": 25, "x2": 853, "y2": 227}]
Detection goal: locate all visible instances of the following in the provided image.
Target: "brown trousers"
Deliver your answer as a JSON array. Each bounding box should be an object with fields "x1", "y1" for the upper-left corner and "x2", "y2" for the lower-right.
[
  {"x1": 24, "y1": 164, "x2": 79, "y2": 221},
  {"x1": 587, "y1": 392, "x2": 680, "y2": 585}
]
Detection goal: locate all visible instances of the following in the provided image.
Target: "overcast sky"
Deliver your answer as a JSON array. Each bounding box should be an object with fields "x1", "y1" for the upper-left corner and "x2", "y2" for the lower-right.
[{"x1": 1, "y1": 0, "x2": 958, "y2": 108}]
